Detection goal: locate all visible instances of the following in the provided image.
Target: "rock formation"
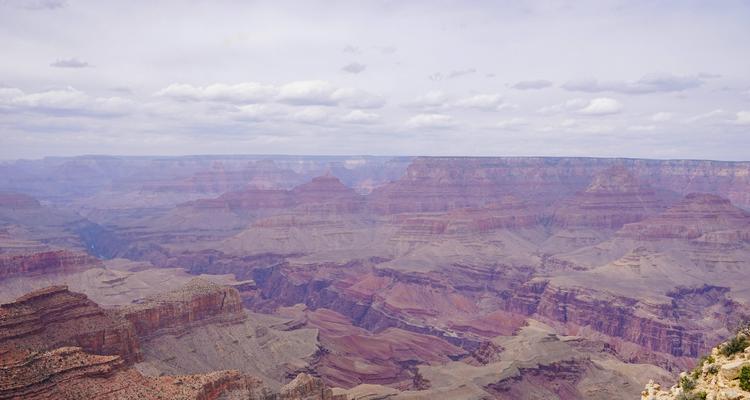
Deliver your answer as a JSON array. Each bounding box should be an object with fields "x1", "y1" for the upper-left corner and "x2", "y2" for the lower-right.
[
  {"x1": 0, "y1": 249, "x2": 103, "y2": 279},
  {"x1": 0, "y1": 285, "x2": 141, "y2": 362},
  {"x1": 119, "y1": 278, "x2": 247, "y2": 339},
  {"x1": 551, "y1": 166, "x2": 666, "y2": 229},
  {"x1": 619, "y1": 193, "x2": 750, "y2": 240},
  {"x1": 643, "y1": 330, "x2": 750, "y2": 400}
]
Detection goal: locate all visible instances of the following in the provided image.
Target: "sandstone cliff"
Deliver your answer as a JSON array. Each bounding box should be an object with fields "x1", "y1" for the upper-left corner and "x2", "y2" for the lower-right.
[
  {"x1": 0, "y1": 249, "x2": 103, "y2": 279},
  {"x1": 0, "y1": 285, "x2": 141, "y2": 362},
  {"x1": 119, "y1": 277, "x2": 247, "y2": 339}
]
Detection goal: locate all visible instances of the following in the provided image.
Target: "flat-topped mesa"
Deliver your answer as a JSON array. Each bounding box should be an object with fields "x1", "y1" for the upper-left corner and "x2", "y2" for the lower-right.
[
  {"x1": 618, "y1": 193, "x2": 750, "y2": 240},
  {"x1": 0, "y1": 192, "x2": 41, "y2": 209},
  {"x1": 0, "y1": 285, "x2": 140, "y2": 362},
  {"x1": 0, "y1": 346, "x2": 258, "y2": 400},
  {"x1": 552, "y1": 166, "x2": 665, "y2": 229},
  {"x1": 119, "y1": 278, "x2": 246, "y2": 339},
  {"x1": 0, "y1": 249, "x2": 103, "y2": 280}
]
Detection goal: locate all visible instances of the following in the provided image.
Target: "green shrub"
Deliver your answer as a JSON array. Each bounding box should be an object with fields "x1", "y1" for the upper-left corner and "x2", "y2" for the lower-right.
[
  {"x1": 720, "y1": 335, "x2": 749, "y2": 357},
  {"x1": 680, "y1": 375, "x2": 696, "y2": 392},
  {"x1": 677, "y1": 391, "x2": 707, "y2": 400},
  {"x1": 706, "y1": 364, "x2": 719, "y2": 374},
  {"x1": 740, "y1": 365, "x2": 750, "y2": 391}
]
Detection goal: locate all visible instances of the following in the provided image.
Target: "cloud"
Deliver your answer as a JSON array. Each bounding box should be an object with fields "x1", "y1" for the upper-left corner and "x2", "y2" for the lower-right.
[
  {"x1": 330, "y1": 87, "x2": 385, "y2": 109},
  {"x1": 512, "y1": 80, "x2": 553, "y2": 90},
  {"x1": 50, "y1": 58, "x2": 90, "y2": 68},
  {"x1": 429, "y1": 68, "x2": 477, "y2": 81},
  {"x1": 341, "y1": 62, "x2": 366, "y2": 74},
  {"x1": 0, "y1": 86, "x2": 131, "y2": 117},
  {"x1": 651, "y1": 112, "x2": 673, "y2": 122},
  {"x1": 684, "y1": 109, "x2": 725, "y2": 123},
  {"x1": 277, "y1": 80, "x2": 383, "y2": 108},
  {"x1": 496, "y1": 118, "x2": 527, "y2": 129},
  {"x1": 408, "y1": 90, "x2": 450, "y2": 109},
  {"x1": 537, "y1": 98, "x2": 588, "y2": 114},
  {"x1": 563, "y1": 73, "x2": 703, "y2": 94},
  {"x1": 454, "y1": 94, "x2": 513, "y2": 111},
  {"x1": 405, "y1": 113, "x2": 456, "y2": 129},
  {"x1": 12, "y1": 0, "x2": 65, "y2": 10},
  {"x1": 155, "y1": 83, "x2": 276, "y2": 104},
  {"x1": 292, "y1": 107, "x2": 331, "y2": 123},
  {"x1": 340, "y1": 110, "x2": 379, "y2": 124},
  {"x1": 447, "y1": 68, "x2": 476, "y2": 79},
  {"x1": 628, "y1": 125, "x2": 656, "y2": 132},
  {"x1": 578, "y1": 98, "x2": 623, "y2": 115},
  {"x1": 735, "y1": 111, "x2": 750, "y2": 125}
]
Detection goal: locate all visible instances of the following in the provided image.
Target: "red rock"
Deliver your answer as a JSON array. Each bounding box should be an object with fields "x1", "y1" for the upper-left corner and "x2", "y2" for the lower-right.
[
  {"x1": 618, "y1": 193, "x2": 750, "y2": 240},
  {"x1": 119, "y1": 278, "x2": 246, "y2": 339},
  {"x1": 551, "y1": 166, "x2": 666, "y2": 229},
  {"x1": 0, "y1": 285, "x2": 141, "y2": 362},
  {"x1": 0, "y1": 346, "x2": 258, "y2": 400},
  {"x1": 0, "y1": 249, "x2": 103, "y2": 280}
]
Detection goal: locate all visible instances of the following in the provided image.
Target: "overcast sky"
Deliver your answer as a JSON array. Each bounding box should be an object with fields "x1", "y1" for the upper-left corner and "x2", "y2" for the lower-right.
[{"x1": 1, "y1": 0, "x2": 749, "y2": 160}]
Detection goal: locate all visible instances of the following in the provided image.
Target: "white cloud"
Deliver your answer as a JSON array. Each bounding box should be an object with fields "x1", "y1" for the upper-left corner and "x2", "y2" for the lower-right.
[
  {"x1": 340, "y1": 110, "x2": 379, "y2": 124},
  {"x1": 454, "y1": 94, "x2": 513, "y2": 111},
  {"x1": 735, "y1": 111, "x2": 750, "y2": 125},
  {"x1": 563, "y1": 73, "x2": 704, "y2": 94},
  {"x1": 155, "y1": 83, "x2": 276, "y2": 103},
  {"x1": 537, "y1": 98, "x2": 588, "y2": 114},
  {"x1": 651, "y1": 112, "x2": 673, "y2": 122},
  {"x1": 684, "y1": 109, "x2": 725, "y2": 123},
  {"x1": 405, "y1": 113, "x2": 456, "y2": 129},
  {"x1": 496, "y1": 118, "x2": 527, "y2": 129},
  {"x1": 0, "y1": 86, "x2": 131, "y2": 117},
  {"x1": 409, "y1": 90, "x2": 450, "y2": 109},
  {"x1": 278, "y1": 80, "x2": 336, "y2": 105},
  {"x1": 331, "y1": 87, "x2": 385, "y2": 109},
  {"x1": 578, "y1": 97, "x2": 622, "y2": 115},
  {"x1": 292, "y1": 107, "x2": 331, "y2": 123}
]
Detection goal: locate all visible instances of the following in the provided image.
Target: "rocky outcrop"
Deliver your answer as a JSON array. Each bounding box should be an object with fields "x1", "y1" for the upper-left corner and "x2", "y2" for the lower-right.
[
  {"x1": 0, "y1": 285, "x2": 141, "y2": 362},
  {"x1": 619, "y1": 193, "x2": 750, "y2": 240},
  {"x1": 0, "y1": 346, "x2": 257, "y2": 400},
  {"x1": 275, "y1": 373, "x2": 346, "y2": 400},
  {"x1": 119, "y1": 278, "x2": 246, "y2": 339},
  {"x1": 643, "y1": 331, "x2": 750, "y2": 400},
  {"x1": 551, "y1": 166, "x2": 666, "y2": 229},
  {"x1": 507, "y1": 280, "x2": 708, "y2": 357},
  {"x1": 0, "y1": 249, "x2": 103, "y2": 280}
]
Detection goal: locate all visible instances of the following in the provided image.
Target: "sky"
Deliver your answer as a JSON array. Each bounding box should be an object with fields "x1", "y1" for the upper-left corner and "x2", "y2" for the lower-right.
[{"x1": 1, "y1": 0, "x2": 749, "y2": 160}]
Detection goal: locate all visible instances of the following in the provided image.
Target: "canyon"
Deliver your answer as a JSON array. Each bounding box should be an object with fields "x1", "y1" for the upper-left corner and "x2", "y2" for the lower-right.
[{"x1": 1, "y1": 155, "x2": 749, "y2": 399}]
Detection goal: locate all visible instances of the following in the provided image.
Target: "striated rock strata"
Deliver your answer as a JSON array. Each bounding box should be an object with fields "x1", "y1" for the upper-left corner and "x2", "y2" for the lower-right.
[{"x1": 0, "y1": 249, "x2": 103, "y2": 280}]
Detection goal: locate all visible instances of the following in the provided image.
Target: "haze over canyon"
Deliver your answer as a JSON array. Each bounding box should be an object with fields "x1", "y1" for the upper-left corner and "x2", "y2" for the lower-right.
[{"x1": 0, "y1": 155, "x2": 748, "y2": 399}]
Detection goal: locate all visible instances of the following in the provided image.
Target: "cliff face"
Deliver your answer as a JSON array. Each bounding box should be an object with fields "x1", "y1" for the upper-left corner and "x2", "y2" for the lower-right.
[
  {"x1": 618, "y1": 193, "x2": 750, "y2": 240},
  {"x1": 0, "y1": 346, "x2": 256, "y2": 400},
  {"x1": 0, "y1": 285, "x2": 141, "y2": 362},
  {"x1": 368, "y1": 157, "x2": 750, "y2": 213},
  {"x1": 551, "y1": 166, "x2": 667, "y2": 229},
  {"x1": 119, "y1": 278, "x2": 246, "y2": 339},
  {"x1": 507, "y1": 280, "x2": 707, "y2": 357},
  {"x1": 0, "y1": 249, "x2": 103, "y2": 279},
  {"x1": 643, "y1": 330, "x2": 750, "y2": 400}
]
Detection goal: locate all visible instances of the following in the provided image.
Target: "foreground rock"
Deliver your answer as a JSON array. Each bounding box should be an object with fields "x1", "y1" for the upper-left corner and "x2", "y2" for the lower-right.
[{"x1": 643, "y1": 330, "x2": 750, "y2": 400}]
